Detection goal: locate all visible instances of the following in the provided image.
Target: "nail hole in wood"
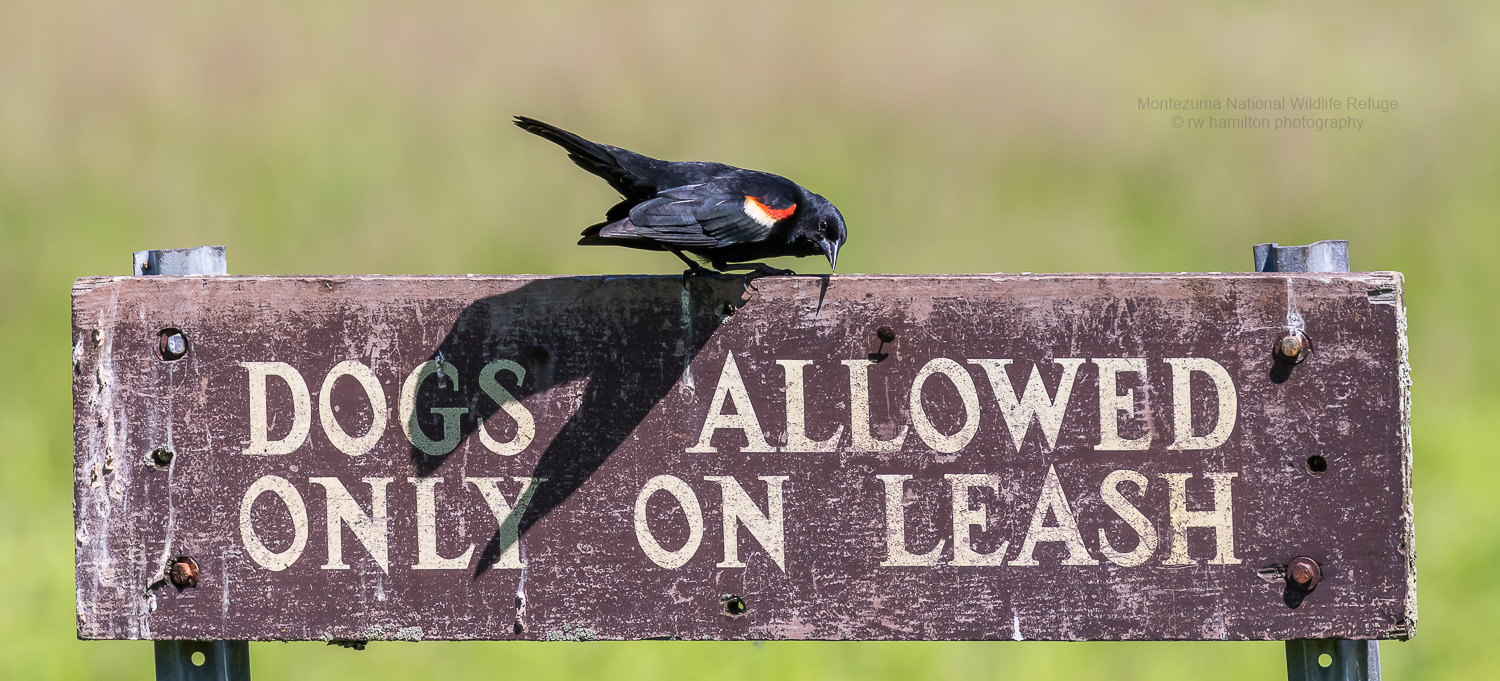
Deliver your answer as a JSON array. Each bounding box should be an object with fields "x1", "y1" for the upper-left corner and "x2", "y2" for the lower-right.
[{"x1": 721, "y1": 594, "x2": 747, "y2": 617}]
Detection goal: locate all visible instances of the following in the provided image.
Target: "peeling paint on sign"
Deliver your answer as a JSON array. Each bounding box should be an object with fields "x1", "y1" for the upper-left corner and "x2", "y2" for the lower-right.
[{"x1": 72, "y1": 273, "x2": 1414, "y2": 641}]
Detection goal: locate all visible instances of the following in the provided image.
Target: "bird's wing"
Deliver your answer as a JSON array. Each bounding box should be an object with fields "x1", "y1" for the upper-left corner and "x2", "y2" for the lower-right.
[{"x1": 602, "y1": 184, "x2": 796, "y2": 248}]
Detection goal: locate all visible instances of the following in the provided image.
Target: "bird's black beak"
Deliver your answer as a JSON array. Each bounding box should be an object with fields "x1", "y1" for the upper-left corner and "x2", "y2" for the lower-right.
[{"x1": 820, "y1": 238, "x2": 840, "y2": 272}]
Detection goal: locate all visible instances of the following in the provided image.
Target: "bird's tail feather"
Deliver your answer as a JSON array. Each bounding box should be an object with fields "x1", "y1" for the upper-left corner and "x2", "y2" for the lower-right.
[
  {"x1": 514, "y1": 116, "x2": 615, "y2": 169},
  {"x1": 515, "y1": 116, "x2": 653, "y2": 197},
  {"x1": 578, "y1": 220, "x2": 607, "y2": 243}
]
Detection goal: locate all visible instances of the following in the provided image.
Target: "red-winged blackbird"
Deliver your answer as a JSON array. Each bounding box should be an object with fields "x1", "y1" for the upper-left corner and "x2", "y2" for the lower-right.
[{"x1": 515, "y1": 116, "x2": 846, "y2": 276}]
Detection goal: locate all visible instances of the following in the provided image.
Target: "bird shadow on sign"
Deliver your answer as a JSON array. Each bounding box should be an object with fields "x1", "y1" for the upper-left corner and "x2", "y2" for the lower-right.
[
  {"x1": 405, "y1": 276, "x2": 747, "y2": 578},
  {"x1": 1269, "y1": 359, "x2": 1297, "y2": 384},
  {"x1": 1283, "y1": 583, "x2": 1310, "y2": 609}
]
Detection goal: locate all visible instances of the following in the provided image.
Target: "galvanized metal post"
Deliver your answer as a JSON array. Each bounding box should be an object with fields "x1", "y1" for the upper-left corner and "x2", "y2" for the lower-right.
[
  {"x1": 1254, "y1": 240, "x2": 1350, "y2": 275},
  {"x1": 1257, "y1": 240, "x2": 1379, "y2": 681},
  {"x1": 1285, "y1": 638, "x2": 1381, "y2": 681},
  {"x1": 135, "y1": 246, "x2": 250, "y2": 681},
  {"x1": 154, "y1": 640, "x2": 250, "y2": 681}
]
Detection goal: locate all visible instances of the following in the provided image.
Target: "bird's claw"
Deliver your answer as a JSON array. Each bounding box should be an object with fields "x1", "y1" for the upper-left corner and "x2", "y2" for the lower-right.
[
  {"x1": 680, "y1": 264, "x2": 719, "y2": 286},
  {"x1": 712, "y1": 261, "x2": 795, "y2": 276},
  {"x1": 738, "y1": 265, "x2": 797, "y2": 292}
]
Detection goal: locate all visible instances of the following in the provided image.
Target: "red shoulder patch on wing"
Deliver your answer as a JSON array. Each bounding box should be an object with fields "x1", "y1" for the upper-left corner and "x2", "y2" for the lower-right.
[{"x1": 744, "y1": 196, "x2": 797, "y2": 226}]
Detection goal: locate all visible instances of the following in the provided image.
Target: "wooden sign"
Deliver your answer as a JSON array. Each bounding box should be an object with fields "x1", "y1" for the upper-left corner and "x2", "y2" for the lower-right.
[{"x1": 72, "y1": 273, "x2": 1415, "y2": 642}]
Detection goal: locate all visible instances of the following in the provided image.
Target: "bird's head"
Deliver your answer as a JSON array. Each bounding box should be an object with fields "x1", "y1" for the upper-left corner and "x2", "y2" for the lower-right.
[{"x1": 802, "y1": 194, "x2": 847, "y2": 272}]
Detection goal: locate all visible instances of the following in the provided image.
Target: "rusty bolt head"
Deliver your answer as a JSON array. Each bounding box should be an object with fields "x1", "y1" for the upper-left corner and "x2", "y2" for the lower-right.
[
  {"x1": 159, "y1": 329, "x2": 188, "y2": 361},
  {"x1": 1279, "y1": 335, "x2": 1302, "y2": 358},
  {"x1": 1274, "y1": 330, "x2": 1308, "y2": 364},
  {"x1": 876, "y1": 326, "x2": 897, "y2": 344},
  {"x1": 1287, "y1": 556, "x2": 1321, "y2": 592},
  {"x1": 168, "y1": 557, "x2": 199, "y2": 589}
]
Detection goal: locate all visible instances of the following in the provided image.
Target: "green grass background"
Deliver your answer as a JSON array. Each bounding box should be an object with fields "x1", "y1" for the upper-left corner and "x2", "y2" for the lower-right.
[{"x1": 3, "y1": 1, "x2": 1497, "y2": 678}]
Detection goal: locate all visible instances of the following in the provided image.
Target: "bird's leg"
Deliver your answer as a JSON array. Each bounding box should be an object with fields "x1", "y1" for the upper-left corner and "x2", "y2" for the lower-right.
[
  {"x1": 674, "y1": 250, "x2": 719, "y2": 284},
  {"x1": 711, "y1": 261, "x2": 796, "y2": 292},
  {"x1": 712, "y1": 261, "x2": 797, "y2": 277}
]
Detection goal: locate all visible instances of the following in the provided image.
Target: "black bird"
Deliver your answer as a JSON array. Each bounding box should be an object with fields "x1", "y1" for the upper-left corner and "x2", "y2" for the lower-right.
[{"x1": 515, "y1": 116, "x2": 846, "y2": 277}]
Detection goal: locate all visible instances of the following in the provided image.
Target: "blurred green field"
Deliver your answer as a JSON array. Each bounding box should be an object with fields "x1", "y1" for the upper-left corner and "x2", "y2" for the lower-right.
[{"x1": 3, "y1": 1, "x2": 1498, "y2": 678}]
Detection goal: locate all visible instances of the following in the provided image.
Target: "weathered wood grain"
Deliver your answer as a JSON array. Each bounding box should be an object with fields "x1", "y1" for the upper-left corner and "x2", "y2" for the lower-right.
[{"x1": 72, "y1": 273, "x2": 1414, "y2": 642}]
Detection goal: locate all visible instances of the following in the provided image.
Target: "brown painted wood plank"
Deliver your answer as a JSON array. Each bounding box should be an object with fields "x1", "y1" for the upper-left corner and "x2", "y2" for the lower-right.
[{"x1": 71, "y1": 273, "x2": 1414, "y2": 642}]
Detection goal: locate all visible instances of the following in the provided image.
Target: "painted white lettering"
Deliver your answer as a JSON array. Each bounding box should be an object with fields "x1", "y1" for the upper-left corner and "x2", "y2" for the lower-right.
[
  {"x1": 467, "y1": 477, "x2": 545, "y2": 569},
  {"x1": 1093, "y1": 358, "x2": 1151, "y2": 450},
  {"x1": 845, "y1": 360, "x2": 908, "y2": 452},
  {"x1": 877, "y1": 474, "x2": 944, "y2": 566},
  {"x1": 705, "y1": 475, "x2": 788, "y2": 570},
  {"x1": 908, "y1": 358, "x2": 981, "y2": 453},
  {"x1": 945, "y1": 473, "x2": 1008, "y2": 566},
  {"x1": 318, "y1": 360, "x2": 387, "y2": 457},
  {"x1": 240, "y1": 362, "x2": 312, "y2": 455},
  {"x1": 1164, "y1": 358, "x2": 1238, "y2": 450},
  {"x1": 1098, "y1": 469, "x2": 1157, "y2": 567},
  {"x1": 238, "y1": 475, "x2": 308, "y2": 571},
  {"x1": 688, "y1": 353, "x2": 777, "y2": 453},
  {"x1": 970, "y1": 359, "x2": 1084, "y2": 451},
  {"x1": 777, "y1": 360, "x2": 843, "y2": 451},
  {"x1": 399, "y1": 361, "x2": 468, "y2": 457},
  {"x1": 1010, "y1": 465, "x2": 1099, "y2": 566},
  {"x1": 310, "y1": 477, "x2": 392, "y2": 573},
  {"x1": 633, "y1": 475, "x2": 704, "y2": 569},
  {"x1": 476, "y1": 360, "x2": 536, "y2": 456},
  {"x1": 408, "y1": 477, "x2": 474, "y2": 570},
  {"x1": 1160, "y1": 472, "x2": 1241, "y2": 565}
]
